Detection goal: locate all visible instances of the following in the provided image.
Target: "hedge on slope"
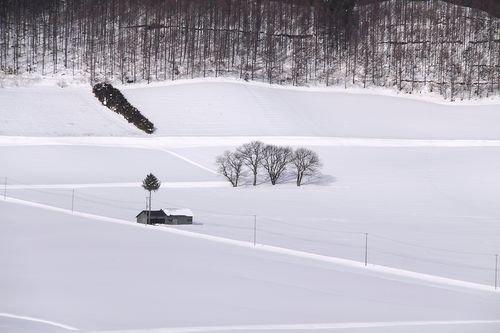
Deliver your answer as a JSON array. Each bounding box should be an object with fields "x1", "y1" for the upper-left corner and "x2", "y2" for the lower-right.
[{"x1": 93, "y1": 82, "x2": 155, "y2": 134}]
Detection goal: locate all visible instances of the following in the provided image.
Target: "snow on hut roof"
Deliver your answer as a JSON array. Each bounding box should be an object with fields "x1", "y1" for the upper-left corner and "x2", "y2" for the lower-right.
[{"x1": 164, "y1": 208, "x2": 193, "y2": 217}]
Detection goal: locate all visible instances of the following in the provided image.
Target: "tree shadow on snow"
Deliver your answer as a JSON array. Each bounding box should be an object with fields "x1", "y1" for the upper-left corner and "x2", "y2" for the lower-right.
[
  {"x1": 302, "y1": 173, "x2": 337, "y2": 186},
  {"x1": 276, "y1": 172, "x2": 296, "y2": 184},
  {"x1": 238, "y1": 172, "x2": 336, "y2": 187}
]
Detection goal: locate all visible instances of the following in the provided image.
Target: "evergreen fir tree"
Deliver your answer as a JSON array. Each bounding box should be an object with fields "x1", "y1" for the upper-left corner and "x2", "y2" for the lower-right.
[{"x1": 142, "y1": 173, "x2": 161, "y2": 225}]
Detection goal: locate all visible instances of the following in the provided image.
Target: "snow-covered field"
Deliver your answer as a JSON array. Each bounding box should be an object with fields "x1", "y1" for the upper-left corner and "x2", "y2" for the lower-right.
[
  {"x1": 2, "y1": 200, "x2": 500, "y2": 333},
  {"x1": 1, "y1": 81, "x2": 499, "y2": 332},
  {"x1": 0, "y1": 86, "x2": 141, "y2": 137},
  {"x1": 1, "y1": 80, "x2": 500, "y2": 139},
  {"x1": 1, "y1": 144, "x2": 499, "y2": 286}
]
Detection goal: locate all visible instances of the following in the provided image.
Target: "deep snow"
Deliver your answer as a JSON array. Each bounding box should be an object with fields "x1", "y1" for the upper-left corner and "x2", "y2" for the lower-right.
[
  {"x1": 1, "y1": 201, "x2": 500, "y2": 333},
  {"x1": 1, "y1": 144, "x2": 499, "y2": 288},
  {"x1": 1, "y1": 80, "x2": 499, "y2": 333},
  {"x1": 1, "y1": 81, "x2": 500, "y2": 139},
  {"x1": 0, "y1": 86, "x2": 141, "y2": 137}
]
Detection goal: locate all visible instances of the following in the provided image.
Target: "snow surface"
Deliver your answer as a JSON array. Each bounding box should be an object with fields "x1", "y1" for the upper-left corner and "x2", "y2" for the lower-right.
[
  {"x1": 1, "y1": 81, "x2": 500, "y2": 139},
  {"x1": 120, "y1": 82, "x2": 500, "y2": 139},
  {"x1": 1, "y1": 200, "x2": 500, "y2": 333},
  {"x1": 0, "y1": 145, "x2": 216, "y2": 184},
  {"x1": 3, "y1": 194, "x2": 499, "y2": 294},
  {"x1": 0, "y1": 86, "x2": 141, "y2": 137},
  {"x1": 1, "y1": 144, "x2": 499, "y2": 287},
  {"x1": 1, "y1": 80, "x2": 500, "y2": 332}
]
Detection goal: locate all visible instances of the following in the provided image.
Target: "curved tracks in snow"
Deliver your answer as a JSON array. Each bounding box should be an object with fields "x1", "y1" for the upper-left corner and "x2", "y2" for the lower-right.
[
  {"x1": 0, "y1": 312, "x2": 78, "y2": 331},
  {"x1": 90, "y1": 320, "x2": 500, "y2": 333},
  {"x1": 2, "y1": 311, "x2": 500, "y2": 332}
]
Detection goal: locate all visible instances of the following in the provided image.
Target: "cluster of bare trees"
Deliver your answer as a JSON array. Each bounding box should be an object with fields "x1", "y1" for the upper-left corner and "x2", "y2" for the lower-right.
[
  {"x1": 216, "y1": 141, "x2": 321, "y2": 187},
  {"x1": 1, "y1": 0, "x2": 498, "y2": 99}
]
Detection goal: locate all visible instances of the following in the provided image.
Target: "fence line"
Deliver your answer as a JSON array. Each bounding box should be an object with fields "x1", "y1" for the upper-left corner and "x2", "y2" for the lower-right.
[
  {"x1": 369, "y1": 247, "x2": 494, "y2": 272},
  {"x1": 370, "y1": 233, "x2": 493, "y2": 257}
]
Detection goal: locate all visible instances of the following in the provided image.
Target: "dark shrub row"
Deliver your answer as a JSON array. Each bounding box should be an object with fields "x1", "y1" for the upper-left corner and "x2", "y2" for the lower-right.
[{"x1": 92, "y1": 83, "x2": 155, "y2": 134}]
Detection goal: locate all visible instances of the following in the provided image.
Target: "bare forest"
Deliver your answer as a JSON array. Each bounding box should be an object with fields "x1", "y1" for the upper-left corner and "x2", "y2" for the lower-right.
[{"x1": 1, "y1": 0, "x2": 498, "y2": 100}]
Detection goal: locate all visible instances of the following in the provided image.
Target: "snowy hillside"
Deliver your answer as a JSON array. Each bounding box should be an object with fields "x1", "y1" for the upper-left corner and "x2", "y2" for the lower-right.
[
  {"x1": 121, "y1": 81, "x2": 500, "y2": 139},
  {"x1": 1, "y1": 80, "x2": 500, "y2": 138},
  {"x1": 0, "y1": 85, "x2": 141, "y2": 136},
  {"x1": 2, "y1": 201, "x2": 500, "y2": 332},
  {"x1": 1, "y1": 79, "x2": 500, "y2": 332},
  {"x1": 1, "y1": 143, "x2": 499, "y2": 286}
]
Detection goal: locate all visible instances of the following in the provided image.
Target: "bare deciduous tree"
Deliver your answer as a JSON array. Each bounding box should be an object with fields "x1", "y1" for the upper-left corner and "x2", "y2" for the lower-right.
[
  {"x1": 237, "y1": 140, "x2": 265, "y2": 186},
  {"x1": 261, "y1": 144, "x2": 293, "y2": 185},
  {"x1": 2, "y1": 1, "x2": 497, "y2": 100},
  {"x1": 292, "y1": 148, "x2": 321, "y2": 186},
  {"x1": 216, "y1": 151, "x2": 244, "y2": 187}
]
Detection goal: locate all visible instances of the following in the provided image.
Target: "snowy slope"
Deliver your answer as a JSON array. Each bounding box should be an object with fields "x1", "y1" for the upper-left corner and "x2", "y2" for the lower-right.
[
  {"x1": 1, "y1": 80, "x2": 499, "y2": 138},
  {"x1": 1, "y1": 201, "x2": 500, "y2": 333},
  {"x1": 0, "y1": 86, "x2": 140, "y2": 136},
  {"x1": 0, "y1": 146, "x2": 217, "y2": 184},
  {"x1": 1, "y1": 144, "x2": 499, "y2": 287},
  {"x1": 121, "y1": 81, "x2": 500, "y2": 139},
  {"x1": 1, "y1": 80, "x2": 500, "y2": 333}
]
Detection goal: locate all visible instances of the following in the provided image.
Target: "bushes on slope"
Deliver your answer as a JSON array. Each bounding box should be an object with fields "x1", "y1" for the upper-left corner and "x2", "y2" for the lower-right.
[{"x1": 93, "y1": 83, "x2": 155, "y2": 134}]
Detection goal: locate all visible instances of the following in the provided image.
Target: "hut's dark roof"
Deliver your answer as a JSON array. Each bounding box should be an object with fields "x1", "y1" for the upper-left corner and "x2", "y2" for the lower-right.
[{"x1": 136, "y1": 210, "x2": 167, "y2": 218}]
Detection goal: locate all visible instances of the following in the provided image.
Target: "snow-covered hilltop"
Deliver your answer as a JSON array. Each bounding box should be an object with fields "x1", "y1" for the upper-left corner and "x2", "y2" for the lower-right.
[
  {"x1": 1, "y1": 0, "x2": 499, "y2": 100},
  {"x1": 1, "y1": 80, "x2": 500, "y2": 138}
]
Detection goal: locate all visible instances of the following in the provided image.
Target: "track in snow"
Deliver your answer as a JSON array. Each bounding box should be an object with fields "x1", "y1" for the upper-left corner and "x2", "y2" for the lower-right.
[
  {"x1": 90, "y1": 320, "x2": 500, "y2": 333},
  {"x1": 0, "y1": 312, "x2": 78, "y2": 331},
  {"x1": 2, "y1": 312, "x2": 500, "y2": 333},
  {"x1": 1, "y1": 136, "x2": 500, "y2": 149},
  {"x1": 5, "y1": 181, "x2": 228, "y2": 190}
]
